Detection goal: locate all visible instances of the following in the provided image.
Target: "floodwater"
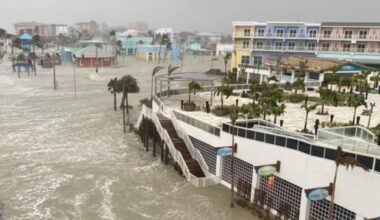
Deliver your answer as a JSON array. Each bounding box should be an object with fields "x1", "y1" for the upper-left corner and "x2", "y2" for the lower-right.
[{"x1": 0, "y1": 57, "x2": 255, "y2": 220}]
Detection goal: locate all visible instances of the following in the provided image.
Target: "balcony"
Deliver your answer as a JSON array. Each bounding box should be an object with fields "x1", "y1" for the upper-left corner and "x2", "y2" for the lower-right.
[
  {"x1": 253, "y1": 33, "x2": 319, "y2": 40},
  {"x1": 233, "y1": 32, "x2": 252, "y2": 38},
  {"x1": 252, "y1": 46, "x2": 316, "y2": 53}
]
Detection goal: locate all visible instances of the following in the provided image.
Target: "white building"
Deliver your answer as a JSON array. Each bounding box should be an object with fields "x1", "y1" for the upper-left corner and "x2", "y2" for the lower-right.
[
  {"x1": 55, "y1": 24, "x2": 68, "y2": 35},
  {"x1": 155, "y1": 28, "x2": 179, "y2": 43},
  {"x1": 136, "y1": 80, "x2": 380, "y2": 220},
  {"x1": 216, "y1": 44, "x2": 233, "y2": 56}
]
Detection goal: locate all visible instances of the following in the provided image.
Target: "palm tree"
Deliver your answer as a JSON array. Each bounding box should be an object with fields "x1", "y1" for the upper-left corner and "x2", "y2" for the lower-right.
[
  {"x1": 28, "y1": 52, "x2": 38, "y2": 76},
  {"x1": 229, "y1": 99, "x2": 244, "y2": 208},
  {"x1": 272, "y1": 103, "x2": 285, "y2": 124},
  {"x1": 31, "y1": 34, "x2": 41, "y2": 75},
  {"x1": 224, "y1": 52, "x2": 232, "y2": 76},
  {"x1": 16, "y1": 54, "x2": 24, "y2": 78},
  {"x1": 157, "y1": 34, "x2": 169, "y2": 64},
  {"x1": 301, "y1": 102, "x2": 318, "y2": 131},
  {"x1": 327, "y1": 146, "x2": 369, "y2": 220},
  {"x1": 351, "y1": 96, "x2": 367, "y2": 125},
  {"x1": 107, "y1": 77, "x2": 119, "y2": 111},
  {"x1": 318, "y1": 87, "x2": 333, "y2": 114},
  {"x1": 163, "y1": 37, "x2": 172, "y2": 64},
  {"x1": 372, "y1": 70, "x2": 380, "y2": 89},
  {"x1": 214, "y1": 83, "x2": 233, "y2": 109},
  {"x1": 118, "y1": 75, "x2": 140, "y2": 113},
  {"x1": 292, "y1": 78, "x2": 305, "y2": 94},
  {"x1": 167, "y1": 65, "x2": 179, "y2": 97},
  {"x1": 187, "y1": 81, "x2": 201, "y2": 103},
  {"x1": 150, "y1": 66, "x2": 165, "y2": 104},
  {"x1": 11, "y1": 37, "x2": 21, "y2": 65}
]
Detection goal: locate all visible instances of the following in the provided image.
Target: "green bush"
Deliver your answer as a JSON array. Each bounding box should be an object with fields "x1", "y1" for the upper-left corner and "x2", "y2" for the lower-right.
[{"x1": 286, "y1": 93, "x2": 305, "y2": 103}]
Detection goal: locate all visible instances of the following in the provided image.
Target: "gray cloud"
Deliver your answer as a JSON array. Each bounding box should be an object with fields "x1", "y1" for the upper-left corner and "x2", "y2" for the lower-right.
[{"x1": 0, "y1": 0, "x2": 379, "y2": 34}]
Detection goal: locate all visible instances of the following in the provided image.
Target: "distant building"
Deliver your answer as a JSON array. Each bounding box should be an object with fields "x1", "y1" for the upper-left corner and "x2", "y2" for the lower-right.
[
  {"x1": 155, "y1": 28, "x2": 179, "y2": 43},
  {"x1": 54, "y1": 24, "x2": 69, "y2": 35},
  {"x1": 135, "y1": 44, "x2": 182, "y2": 62},
  {"x1": 232, "y1": 21, "x2": 380, "y2": 76},
  {"x1": 75, "y1": 45, "x2": 115, "y2": 67},
  {"x1": 128, "y1": 21, "x2": 149, "y2": 33},
  {"x1": 76, "y1": 21, "x2": 99, "y2": 34},
  {"x1": 116, "y1": 34, "x2": 152, "y2": 55},
  {"x1": 14, "y1": 22, "x2": 51, "y2": 37},
  {"x1": 216, "y1": 44, "x2": 233, "y2": 56}
]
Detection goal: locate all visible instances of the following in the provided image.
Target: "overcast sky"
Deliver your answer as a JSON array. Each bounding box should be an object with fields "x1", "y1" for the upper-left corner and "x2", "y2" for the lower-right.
[{"x1": 0, "y1": 0, "x2": 379, "y2": 34}]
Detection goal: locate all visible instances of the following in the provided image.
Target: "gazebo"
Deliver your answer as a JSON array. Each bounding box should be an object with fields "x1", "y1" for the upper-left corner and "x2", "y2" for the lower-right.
[{"x1": 155, "y1": 72, "x2": 223, "y2": 105}]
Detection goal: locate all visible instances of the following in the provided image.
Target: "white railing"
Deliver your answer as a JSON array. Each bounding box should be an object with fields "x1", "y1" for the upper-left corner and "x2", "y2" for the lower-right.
[
  {"x1": 317, "y1": 129, "x2": 380, "y2": 156},
  {"x1": 171, "y1": 111, "x2": 211, "y2": 177},
  {"x1": 254, "y1": 125, "x2": 315, "y2": 143},
  {"x1": 150, "y1": 108, "x2": 196, "y2": 182},
  {"x1": 142, "y1": 105, "x2": 219, "y2": 187}
]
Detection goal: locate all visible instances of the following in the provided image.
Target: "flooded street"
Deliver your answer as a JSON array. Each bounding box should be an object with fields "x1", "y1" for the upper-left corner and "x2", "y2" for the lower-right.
[{"x1": 0, "y1": 57, "x2": 254, "y2": 220}]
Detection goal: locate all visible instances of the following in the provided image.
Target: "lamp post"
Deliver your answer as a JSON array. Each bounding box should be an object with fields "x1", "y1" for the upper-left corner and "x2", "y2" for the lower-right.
[{"x1": 367, "y1": 102, "x2": 376, "y2": 128}]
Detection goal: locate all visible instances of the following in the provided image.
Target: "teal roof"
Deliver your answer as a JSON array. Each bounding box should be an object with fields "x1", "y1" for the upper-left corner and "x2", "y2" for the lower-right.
[{"x1": 19, "y1": 32, "x2": 32, "y2": 40}]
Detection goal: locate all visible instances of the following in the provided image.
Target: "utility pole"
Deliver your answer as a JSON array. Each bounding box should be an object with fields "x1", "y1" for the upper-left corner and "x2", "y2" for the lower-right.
[
  {"x1": 53, "y1": 61, "x2": 57, "y2": 89},
  {"x1": 122, "y1": 81, "x2": 126, "y2": 133},
  {"x1": 73, "y1": 60, "x2": 77, "y2": 97},
  {"x1": 95, "y1": 46, "x2": 98, "y2": 73}
]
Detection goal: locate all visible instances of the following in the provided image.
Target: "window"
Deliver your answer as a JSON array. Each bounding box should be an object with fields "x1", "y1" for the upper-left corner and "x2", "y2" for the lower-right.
[
  {"x1": 241, "y1": 55, "x2": 250, "y2": 64},
  {"x1": 253, "y1": 56, "x2": 263, "y2": 66},
  {"x1": 344, "y1": 30, "x2": 353, "y2": 39},
  {"x1": 343, "y1": 44, "x2": 351, "y2": 52},
  {"x1": 357, "y1": 44, "x2": 366, "y2": 53},
  {"x1": 255, "y1": 41, "x2": 264, "y2": 49},
  {"x1": 307, "y1": 42, "x2": 316, "y2": 51},
  {"x1": 288, "y1": 42, "x2": 295, "y2": 50},
  {"x1": 275, "y1": 42, "x2": 283, "y2": 50},
  {"x1": 323, "y1": 30, "x2": 332, "y2": 38},
  {"x1": 257, "y1": 29, "x2": 265, "y2": 37},
  {"x1": 289, "y1": 29, "x2": 297, "y2": 37},
  {"x1": 309, "y1": 72, "x2": 320, "y2": 80},
  {"x1": 276, "y1": 29, "x2": 284, "y2": 37},
  {"x1": 242, "y1": 40, "x2": 250, "y2": 48},
  {"x1": 244, "y1": 29, "x2": 251, "y2": 37},
  {"x1": 359, "y1": 30, "x2": 368, "y2": 39},
  {"x1": 308, "y1": 29, "x2": 317, "y2": 38},
  {"x1": 322, "y1": 43, "x2": 330, "y2": 51}
]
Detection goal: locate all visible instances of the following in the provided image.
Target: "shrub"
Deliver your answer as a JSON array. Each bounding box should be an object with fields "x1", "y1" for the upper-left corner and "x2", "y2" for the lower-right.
[
  {"x1": 139, "y1": 98, "x2": 152, "y2": 108},
  {"x1": 286, "y1": 93, "x2": 305, "y2": 103}
]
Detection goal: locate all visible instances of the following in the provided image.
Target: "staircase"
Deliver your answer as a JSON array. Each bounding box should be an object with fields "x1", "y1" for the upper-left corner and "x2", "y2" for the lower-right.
[{"x1": 157, "y1": 114, "x2": 205, "y2": 178}]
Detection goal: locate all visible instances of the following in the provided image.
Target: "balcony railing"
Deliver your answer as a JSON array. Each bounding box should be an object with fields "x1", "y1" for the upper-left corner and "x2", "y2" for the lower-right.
[
  {"x1": 233, "y1": 32, "x2": 253, "y2": 38},
  {"x1": 251, "y1": 45, "x2": 380, "y2": 55},
  {"x1": 248, "y1": 33, "x2": 380, "y2": 41}
]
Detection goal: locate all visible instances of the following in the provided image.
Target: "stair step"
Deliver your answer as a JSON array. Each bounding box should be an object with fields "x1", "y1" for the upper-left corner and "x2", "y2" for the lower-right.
[{"x1": 156, "y1": 113, "x2": 206, "y2": 178}]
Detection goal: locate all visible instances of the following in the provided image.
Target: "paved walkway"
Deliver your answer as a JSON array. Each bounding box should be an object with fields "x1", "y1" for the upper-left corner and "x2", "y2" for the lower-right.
[{"x1": 161, "y1": 90, "x2": 380, "y2": 133}]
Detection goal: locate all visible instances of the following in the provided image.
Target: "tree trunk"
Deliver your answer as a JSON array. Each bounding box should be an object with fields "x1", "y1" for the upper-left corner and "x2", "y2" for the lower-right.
[
  {"x1": 167, "y1": 78, "x2": 171, "y2": 97},
  {"x1": 304, "y1": 112, "x2": 308, "y2": 131},
  {"x1": 157, "y1": 44, "x2": 162, "y2": 64},
  {"x1": 352, "y1": 108, "x2": 357, "y2": 125},
  {"x1": 120, "y1": 93, "x2": 126, "y2": 108},
  {"x1": 126, "y1": 92, "x2": 129, "y2": 114},
  {"x1": 113, "y1": 90, "x2": 117, "y2": 111},
  {"x1": 274, "y1": 115, "x2": 277, "y2": 124},
  {"x1": 328, "y1": 164, "x2": 339, "y2": 220},
  {"x1": 322, "y1": 103, "x2": 325, "y2": 114},
  {"x1": 188, "y1": 88, "x2": 191, "y2": 103}
]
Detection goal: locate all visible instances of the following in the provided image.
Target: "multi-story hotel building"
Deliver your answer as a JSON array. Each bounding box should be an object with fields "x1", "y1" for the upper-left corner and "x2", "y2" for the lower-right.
[
  {"x1": 14, "y1": 22, "x2": 52, "y2": 37},
  {"x1": 232, "y1": 21, "x2": 380, "y2": 84}
]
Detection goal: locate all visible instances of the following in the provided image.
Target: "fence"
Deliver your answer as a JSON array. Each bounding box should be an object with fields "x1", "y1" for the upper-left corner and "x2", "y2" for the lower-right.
[{"x1": 173, "y1": 110, "x2": 221, "y2": 136}]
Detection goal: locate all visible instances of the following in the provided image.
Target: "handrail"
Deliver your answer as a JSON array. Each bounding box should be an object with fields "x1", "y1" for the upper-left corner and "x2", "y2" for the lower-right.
[
  {"x1": 171, "y1": 111, "x2": 211, "y2": 177},
  {"x1": 254, "y1": 125, "x2": 315, "y2": 142},
  {"x1": 150, "y1": 108, "x2": 198, "y2": 185}
]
